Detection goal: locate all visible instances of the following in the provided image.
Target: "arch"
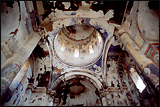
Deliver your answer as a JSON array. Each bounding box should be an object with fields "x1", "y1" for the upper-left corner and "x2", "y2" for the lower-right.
[
  {"x1": 101, "y1": 34, "x2": 115, "y2": 81},
  {"x1": 45, "y1": 17, "x2": 114, "y2": 39},
  {"x1": 51, "y1": 68, "x2": 104, "y2": 91},
  {"x1": 43, "y1": 17, "x2": 116, "y2": 86}
]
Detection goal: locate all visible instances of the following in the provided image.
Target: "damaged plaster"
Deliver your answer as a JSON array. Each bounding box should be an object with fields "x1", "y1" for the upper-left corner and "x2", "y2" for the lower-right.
[{"x1": 1, "y1": 1, "x2": 159, "y2": 106}]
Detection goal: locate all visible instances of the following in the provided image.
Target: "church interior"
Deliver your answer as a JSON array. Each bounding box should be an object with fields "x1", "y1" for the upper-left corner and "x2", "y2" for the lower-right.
[{"x1": 1, "y1": 1, "x2": 159, "y2": 106}]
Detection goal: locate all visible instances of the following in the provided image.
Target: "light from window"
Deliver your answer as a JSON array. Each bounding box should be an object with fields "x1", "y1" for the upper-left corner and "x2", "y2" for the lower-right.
[
  {"x1": 130, "y1": 68, "x2": 146, "y2": 93},
  {"x1": 89, "y1": 45, "x2": 94, "y2": 54},
  {"x1": 97, "y1": 32, "x2": 101, "y2": 43},
  {"x1": 74, "y1": 49, "x2": 79, "y2": 58},
  {"x1": 61, "y1": 43, "x2": 65, "y2": 52}
]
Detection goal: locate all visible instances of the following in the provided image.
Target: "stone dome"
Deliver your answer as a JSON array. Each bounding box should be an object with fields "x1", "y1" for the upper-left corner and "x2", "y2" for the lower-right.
[{"x1": 53, "y1": 25, "x2": 103, "y2": 67}]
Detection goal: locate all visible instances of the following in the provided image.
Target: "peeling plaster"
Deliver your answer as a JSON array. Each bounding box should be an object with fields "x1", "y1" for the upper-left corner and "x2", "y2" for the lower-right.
[
  {"x1": 123, "y1": 1, "x2": 139, "y2": 36},
  {"x1": 1, "y1": 1, "x2": 20, "y2": 41},
  {"x1": 137, "y1": 1, "x2": 159, "y2": 41},
  {"x1": 62, "y1": 2, "x2": 70, "y2": 10},
  {"x1": 1, "y1": 1, "x2": 159, "y2": 106}
]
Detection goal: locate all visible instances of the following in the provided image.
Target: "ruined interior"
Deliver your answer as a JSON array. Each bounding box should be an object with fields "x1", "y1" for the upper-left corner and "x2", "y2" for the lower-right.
[{"x1": 1, "y1": 1, "x2": 159, "y2": 106}]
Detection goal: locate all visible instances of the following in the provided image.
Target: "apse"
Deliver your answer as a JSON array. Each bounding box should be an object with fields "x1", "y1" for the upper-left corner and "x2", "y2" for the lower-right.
[{"x1": 55, "y1": 75, "x2": 100, "y2": 106}]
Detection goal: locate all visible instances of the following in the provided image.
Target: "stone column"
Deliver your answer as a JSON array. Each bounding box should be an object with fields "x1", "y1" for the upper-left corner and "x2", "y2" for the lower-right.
[
  {"x1": 1, "y1": 32, "x2": 41, "y2": 105},
  {"x1": 53, "y1": 98, "x2": 60, "y2": 106},
  {"x1": 101, "y1": 97, "x2": 107, "y2": 106},
  {"x1": 116, "y1": 27, "x2": 159, "y2": 95},
  {"x1": 99, "y1": 90, "x2": 108, "y2": 106}
]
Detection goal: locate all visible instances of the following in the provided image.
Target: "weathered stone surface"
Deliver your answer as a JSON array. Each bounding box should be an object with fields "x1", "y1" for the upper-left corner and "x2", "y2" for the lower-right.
[{"x1": 1, "y1": 1, "x2": 159, "y2": 106}]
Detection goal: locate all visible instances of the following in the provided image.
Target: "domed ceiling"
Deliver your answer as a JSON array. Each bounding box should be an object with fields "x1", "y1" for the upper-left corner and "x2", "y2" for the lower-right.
[
  {"x1": 1, "y1": 1, "x2": 159, "y2": 106},
  {"x1": 53, "y1": 25, "x2": 103, "y2": 67}
]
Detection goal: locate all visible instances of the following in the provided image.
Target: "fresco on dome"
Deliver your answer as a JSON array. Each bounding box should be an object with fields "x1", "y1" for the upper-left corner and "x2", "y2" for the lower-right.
[{"x1": 49, "y1": 17, "x2": 110, "y2": 74}]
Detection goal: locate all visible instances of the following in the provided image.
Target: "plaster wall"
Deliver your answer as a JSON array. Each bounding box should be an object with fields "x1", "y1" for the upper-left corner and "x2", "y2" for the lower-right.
[{"x1": 1, "y1": 1, "x2": 33, "y2": 66}]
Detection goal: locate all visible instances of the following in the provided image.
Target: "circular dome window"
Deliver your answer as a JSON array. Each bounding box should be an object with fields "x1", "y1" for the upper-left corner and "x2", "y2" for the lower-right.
[{"x1": 53, "y1": 25, "x2": 103, "y2": 67}]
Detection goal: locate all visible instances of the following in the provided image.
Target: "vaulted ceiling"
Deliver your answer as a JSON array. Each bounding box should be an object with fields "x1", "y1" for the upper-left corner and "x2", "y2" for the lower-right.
[{"x1": 1, "y1": 1, "x2": 159, "y2": 106}]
